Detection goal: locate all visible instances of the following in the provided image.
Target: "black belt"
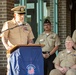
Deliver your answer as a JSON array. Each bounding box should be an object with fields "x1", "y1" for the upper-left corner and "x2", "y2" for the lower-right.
[{"x1": 42, "y1": 51, "x2": 50, "y2": 54}]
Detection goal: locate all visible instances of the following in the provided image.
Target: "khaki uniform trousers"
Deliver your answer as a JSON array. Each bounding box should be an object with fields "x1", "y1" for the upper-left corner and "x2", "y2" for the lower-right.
[
  {"x1": 6, "y1": 54, "x2": 11, "y2": 75},
  {"x1": 49, "y1": 69, "x2": 76, "y2": 75}
]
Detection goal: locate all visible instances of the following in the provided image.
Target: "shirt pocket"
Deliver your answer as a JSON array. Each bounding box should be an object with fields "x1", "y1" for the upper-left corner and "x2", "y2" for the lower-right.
[
  {"x1": 68, "y1": 54, "x2": 76, "y2": 64},
  {"x1": 39, "y1": 39, "x2": 45, "y2": 44},
  {"x1": 47, "y1": 38, "x2": 55, "y2": 46},
  {"x1": 59, "y1": 54, "x2": 65, "y2": 62}
]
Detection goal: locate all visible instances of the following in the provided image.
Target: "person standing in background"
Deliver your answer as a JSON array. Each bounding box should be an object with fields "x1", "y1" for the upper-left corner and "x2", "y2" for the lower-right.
[{"x1": 35, "y1": 19, "x2": 61, "y2": 75}]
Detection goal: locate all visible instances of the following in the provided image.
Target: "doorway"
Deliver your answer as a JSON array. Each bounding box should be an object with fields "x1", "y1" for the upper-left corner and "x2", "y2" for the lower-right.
[
  {"x1": 70, "y1": 0, "x2": 76, "y2": 35},
  {"x1": 27, "y1": 9, "x2": 37, "y2": 42},
  {"x1": 27, "y1": 2, "x2": 37, "y2": 42}
]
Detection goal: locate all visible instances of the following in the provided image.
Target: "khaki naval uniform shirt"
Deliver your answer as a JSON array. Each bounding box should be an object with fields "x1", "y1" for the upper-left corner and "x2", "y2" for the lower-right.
[
  {"x1": 72, "y1": 30, "x2": 76, "y2": 43},
  {"x1": 35, "y1": 32, "x2": 60, "y2": 52},
  {"x1": 1, "y1": 18, "x2": 34, "y2": 47},
  {"x1": 53, "y1": 49, "x2": 76, "y2": 68}
]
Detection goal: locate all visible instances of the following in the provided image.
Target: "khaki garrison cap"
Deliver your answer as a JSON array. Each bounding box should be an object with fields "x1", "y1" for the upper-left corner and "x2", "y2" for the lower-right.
[
  {"x1": 11, "y1": 6, "x2": 26, "y2": 14},
  {"x1": 65, "y1": 36, "x2": 74, "y2": 42}
]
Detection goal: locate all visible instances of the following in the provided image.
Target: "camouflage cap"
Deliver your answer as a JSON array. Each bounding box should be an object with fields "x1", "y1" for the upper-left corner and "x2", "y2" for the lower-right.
[{"x1": 11, "y1": 6, "x2": 26, "y2": 14}]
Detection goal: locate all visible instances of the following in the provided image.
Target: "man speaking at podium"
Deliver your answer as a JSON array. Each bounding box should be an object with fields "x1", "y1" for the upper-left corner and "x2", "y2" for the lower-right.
[
  {"x1": 1, "y1": 5, "x2": 34, "y2": 50},
  {"x1": 1, "y1": 5, "x2": 34, "y2": 75}
]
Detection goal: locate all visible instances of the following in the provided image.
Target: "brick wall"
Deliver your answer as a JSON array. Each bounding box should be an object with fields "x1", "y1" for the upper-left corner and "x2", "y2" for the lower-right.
[
  {"x1": 0, "y1": 0, "x2": 14, "y2": 75},
  {"x1": 50, "y1": 0, "x2": 54, "y2": 29},
  {"x1": 50, "y1": 0, "x2": 71, "y2": 51},
  {"x1": 58, "y1": 0, "x2": 67, "y2": 51},
  {"x1": 58, "y1": 0, "x2": 71, "y2": 51}
]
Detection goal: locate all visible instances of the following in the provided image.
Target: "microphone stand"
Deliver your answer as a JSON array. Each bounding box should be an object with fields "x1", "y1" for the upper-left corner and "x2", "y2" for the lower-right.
[{"x1": 0, "y1": 24, "x2": 25, "y2": 37}]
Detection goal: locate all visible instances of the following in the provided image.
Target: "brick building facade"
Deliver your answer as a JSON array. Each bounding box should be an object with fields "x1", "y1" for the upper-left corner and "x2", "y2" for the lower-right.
[{"x1": 0, "y1": 0, "x2": 76, "y2": 75}]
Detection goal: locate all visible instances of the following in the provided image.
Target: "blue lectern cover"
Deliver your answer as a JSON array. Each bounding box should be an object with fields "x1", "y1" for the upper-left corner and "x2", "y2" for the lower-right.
[{"x1": 8, "y1": 46, "x2": 44, "y2": 75}]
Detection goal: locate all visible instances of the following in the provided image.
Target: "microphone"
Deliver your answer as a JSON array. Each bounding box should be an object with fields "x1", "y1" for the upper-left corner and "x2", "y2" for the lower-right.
[{"x1": 18, "y1": 22, "x2": 25, "y2": 26}]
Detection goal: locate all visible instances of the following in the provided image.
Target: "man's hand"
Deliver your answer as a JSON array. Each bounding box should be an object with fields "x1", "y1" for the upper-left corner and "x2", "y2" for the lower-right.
[
  {"x1": 6, "y1": 46, "x2": 12, "y2": 50},
  {"x1": 58, "y1": 67, "x2": 69, "y2": 74},
  {"x1": 42, "y1": 53, "x2": 50, "y2": 59}
]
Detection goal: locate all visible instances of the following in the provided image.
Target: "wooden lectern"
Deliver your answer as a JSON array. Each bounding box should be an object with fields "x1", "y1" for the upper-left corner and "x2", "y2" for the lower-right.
[{"x1": 7, "y1": 44, "x2": 44, "y2": 75}]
